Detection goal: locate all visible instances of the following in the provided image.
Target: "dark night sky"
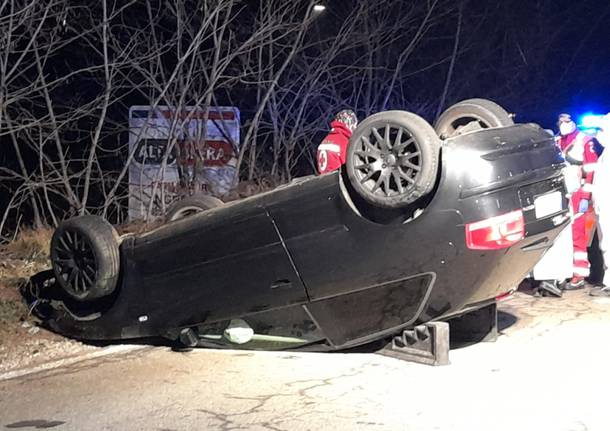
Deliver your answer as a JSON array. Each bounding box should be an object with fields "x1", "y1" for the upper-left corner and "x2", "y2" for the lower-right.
[
  {"x1": 506, "y1": 0, "x2": 610, "y2": 128},
  {"x1": 314, "y1": 0, "x2": 610, "y2": 129}
]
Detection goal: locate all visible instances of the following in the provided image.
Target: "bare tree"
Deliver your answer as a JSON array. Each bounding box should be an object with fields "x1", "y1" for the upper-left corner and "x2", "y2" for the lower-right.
[{"x1": 2, "y1": 0, "x2": 592, "y2": 239}]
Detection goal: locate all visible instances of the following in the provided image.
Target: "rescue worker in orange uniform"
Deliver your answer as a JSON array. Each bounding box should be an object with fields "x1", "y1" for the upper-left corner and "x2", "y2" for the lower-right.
[{"x1": 556, "y1": 113, "x2": 599, "y2": 289}]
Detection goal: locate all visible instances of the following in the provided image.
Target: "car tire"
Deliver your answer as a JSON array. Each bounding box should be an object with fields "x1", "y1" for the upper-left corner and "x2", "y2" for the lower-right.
[
  {"x1": 346, "y1": 110, "x2": 440, "y2": 209},
  {"x1": 434, "y1": 98, "x2": 514, "y2": 139},
  {"x1": 50, "y1": 216, "x2": 120, "y2": 302},
  {"x1": 166, "y1": 194, "x2": 224, "y2": 222}
]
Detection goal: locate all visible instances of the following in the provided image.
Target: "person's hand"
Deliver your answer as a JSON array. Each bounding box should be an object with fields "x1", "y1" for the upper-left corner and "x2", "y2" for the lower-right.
[{"x1": 578, "y1": 199, "x2": 589, "y2": 213}]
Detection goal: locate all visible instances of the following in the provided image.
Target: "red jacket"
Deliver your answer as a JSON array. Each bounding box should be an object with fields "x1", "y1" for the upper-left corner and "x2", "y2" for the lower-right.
[
  {"x1": 557, "y1": 131, "x2": 598, "y2": 199},
  {"x1": 317, "y1": 121, "x2": 352, "y2": 174}
]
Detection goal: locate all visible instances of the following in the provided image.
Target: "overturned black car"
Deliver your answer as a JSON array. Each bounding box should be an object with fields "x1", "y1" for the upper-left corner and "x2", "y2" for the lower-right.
[{"x1": 41, "y1": 99, "x2": 569, "y2": 351}]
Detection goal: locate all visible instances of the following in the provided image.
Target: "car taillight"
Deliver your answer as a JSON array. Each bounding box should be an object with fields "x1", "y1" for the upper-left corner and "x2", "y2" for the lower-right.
[{"x1": 465, "y1": 210, "x2": 525, "y2": 250}]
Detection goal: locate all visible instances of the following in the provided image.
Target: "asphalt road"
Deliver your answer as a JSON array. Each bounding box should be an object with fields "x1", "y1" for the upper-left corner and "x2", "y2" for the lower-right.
[{"x1": 1, "y1": 290, "x2": 609, "y2": 431}]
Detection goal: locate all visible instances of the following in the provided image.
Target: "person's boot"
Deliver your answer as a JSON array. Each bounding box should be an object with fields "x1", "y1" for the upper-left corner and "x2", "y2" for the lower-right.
[
  {"x1": 590, "y1": 285, "x2": 610, "y2": 297},
  {"x1": 564, "y1": 276, "x2": 586, "y2": 291},
  {"x1": 537, "y1": 280, "x2": 562, "y2": 297}
]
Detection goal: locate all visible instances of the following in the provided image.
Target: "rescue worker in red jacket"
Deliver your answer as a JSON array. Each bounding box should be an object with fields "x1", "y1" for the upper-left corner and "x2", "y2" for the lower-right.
[
  {"x1": 316, "y1": 110, "x2": 358, "y2": 174},
  {"x1": 557, "y1": 113, "x2": 599, "y2": 289}
]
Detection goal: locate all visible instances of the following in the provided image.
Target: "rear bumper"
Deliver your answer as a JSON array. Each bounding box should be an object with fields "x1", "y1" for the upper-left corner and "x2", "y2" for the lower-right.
[{"x1": 416, "y1": 214, "x2": 569, "y2": 324}]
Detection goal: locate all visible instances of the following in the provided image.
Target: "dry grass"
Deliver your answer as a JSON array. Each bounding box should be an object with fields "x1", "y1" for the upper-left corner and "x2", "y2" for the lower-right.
[
  {"x1": 224, "y1": 178, "x2": 282, "y2": 202},
  {"x1": 1, "y1": 227, "x2": 53, "y2": 262},
  {"x1": 0, "y1": 227, "x2": 53, "y2": 327},
  {"x1": 116, "y1": 220, "x2": 163, "y2": 235},
  {"x1": 0, "y1": 226, "x2": 91, "y2": 370}
]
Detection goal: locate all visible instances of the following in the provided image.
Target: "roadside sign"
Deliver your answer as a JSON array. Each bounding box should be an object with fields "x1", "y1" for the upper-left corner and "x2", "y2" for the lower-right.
[{"x1": 128, "y1": 105, "x2": 240, "y2": 220}]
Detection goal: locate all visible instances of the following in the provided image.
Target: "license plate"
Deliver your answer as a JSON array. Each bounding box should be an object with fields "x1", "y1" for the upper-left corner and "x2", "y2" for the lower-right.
[{"x1": 534, "y1": 191, "x2": 562, "y2": 219}]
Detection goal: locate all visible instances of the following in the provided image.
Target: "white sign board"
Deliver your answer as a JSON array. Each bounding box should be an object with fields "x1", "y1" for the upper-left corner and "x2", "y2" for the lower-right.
[{"x1": 128, "y1": 105, "x2": 240, "y2": 221}]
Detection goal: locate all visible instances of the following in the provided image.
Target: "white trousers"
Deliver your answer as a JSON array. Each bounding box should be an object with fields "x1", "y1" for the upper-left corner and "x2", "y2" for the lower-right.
[{"x1": 532, "y1": 223, "x2": 574, "y2": 281}]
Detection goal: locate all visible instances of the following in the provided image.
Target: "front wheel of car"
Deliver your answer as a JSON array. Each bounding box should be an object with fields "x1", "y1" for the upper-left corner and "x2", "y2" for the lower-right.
[
  {"x1": 345, "y1": 110, "x2": 440, "y2": 209},
  {"x1": 434, "y1": 98, "x2": 514, "y2": 139},
  {"x1": 50, "y1": 216, "x2": 120, "y2": 302},
  {"x1": 165, "y1": 194, "x2": 224, "y2": 222}
]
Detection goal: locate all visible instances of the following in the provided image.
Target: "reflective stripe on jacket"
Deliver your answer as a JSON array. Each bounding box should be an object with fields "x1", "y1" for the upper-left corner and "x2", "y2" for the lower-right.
[{"x1": 316, "y1": 121, "x2": 352, "y2": 174}]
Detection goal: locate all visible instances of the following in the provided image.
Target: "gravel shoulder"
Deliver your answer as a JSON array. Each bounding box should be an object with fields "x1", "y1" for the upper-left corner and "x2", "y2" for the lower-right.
[{"x1": 0, "y1": 230, "x2": 101, "y2": 374}]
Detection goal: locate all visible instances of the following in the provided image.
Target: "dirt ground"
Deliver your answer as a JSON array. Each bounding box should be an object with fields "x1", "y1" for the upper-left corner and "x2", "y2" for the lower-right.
[
  {"x1": 0, "y1": 223, "x2": 174, "y2": 373},
  {"x1": 0, "y1": 228, "x2": 100, "y2": 373}
]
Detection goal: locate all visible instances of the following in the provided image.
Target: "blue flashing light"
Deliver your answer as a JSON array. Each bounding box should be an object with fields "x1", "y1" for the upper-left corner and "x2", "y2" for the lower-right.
[
  {"x1": 579, "y1": 127, "x2": 599, "y2": 136},
  {"x1": 578, "y1": 113, "x2": 603, "y2": 129}
]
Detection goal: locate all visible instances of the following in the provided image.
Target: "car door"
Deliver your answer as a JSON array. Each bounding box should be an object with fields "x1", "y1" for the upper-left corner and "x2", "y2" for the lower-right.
[{"x1": 126, "y1": 200, "x2": 308, "y2": 329}]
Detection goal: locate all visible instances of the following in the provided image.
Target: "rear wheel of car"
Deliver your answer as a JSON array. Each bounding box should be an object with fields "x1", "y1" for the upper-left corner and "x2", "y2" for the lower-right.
[
  {"x1": 346, "y1": 110, "x2": 440, "y2": 209},
  {"x1": 434, "y1": 98, "x2": 514, "y2": 139},
  {"x1": 166, "y1": 194, "x2": 224, "y2": 222},
  {"x1": 50, "y1": 216, "x2": 120, "y2": 302}
]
